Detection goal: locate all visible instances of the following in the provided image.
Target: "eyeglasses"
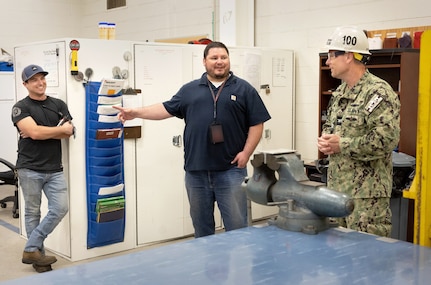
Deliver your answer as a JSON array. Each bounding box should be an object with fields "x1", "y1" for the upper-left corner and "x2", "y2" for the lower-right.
[{"x1": 327, "y1": 51, "x2": 346, "y2": 59}]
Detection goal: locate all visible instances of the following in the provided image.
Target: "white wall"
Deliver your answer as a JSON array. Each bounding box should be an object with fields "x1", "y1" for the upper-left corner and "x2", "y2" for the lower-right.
[
  {"x1": 0, "y1": 0, "x2": 81, "y2": 53},
  {"x1": 78, "y1": 0, "x2": 215, "y2": 41},
  {"x1": 1, "y1": 0, "x2": 430, "y2": 162}
]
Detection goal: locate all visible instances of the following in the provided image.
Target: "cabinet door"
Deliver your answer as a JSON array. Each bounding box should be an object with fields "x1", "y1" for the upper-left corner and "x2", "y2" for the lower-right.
[
  {"x1": 134, "y1": 45, "x2": 189, "y2": 244},
  {"x1": 259, "y1": 50, "x2": 295, "y2": 151},
  {"x1": 242, "y1": 49, "x2": 295, "y2": 220}
]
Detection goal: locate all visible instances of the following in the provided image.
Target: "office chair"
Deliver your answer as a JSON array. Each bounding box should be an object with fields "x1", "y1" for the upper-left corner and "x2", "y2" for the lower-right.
[{"x1": 0, "y1": 158, "x2": 19, "y2": 218}]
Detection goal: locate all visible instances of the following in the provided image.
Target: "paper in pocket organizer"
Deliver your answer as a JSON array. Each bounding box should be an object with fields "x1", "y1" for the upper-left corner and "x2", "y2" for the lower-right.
[
  {"x1": 85, "y1": 81, "x2": 126, "y2": 249},
  {"x1": 96, "y1": 128, "x2": 123, "y2": 140},
  {"x1": 96, "y1": 196, "x2": 125, "y2": 223}
]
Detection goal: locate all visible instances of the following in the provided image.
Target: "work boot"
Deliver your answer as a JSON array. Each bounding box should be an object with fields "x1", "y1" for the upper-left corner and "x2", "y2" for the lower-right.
[
  {"x1": 32, "y1": 263, "x2": 53, "y2": 273},
  {"x1": 22, "y1": 250, "x2": 57, "y2": 266}
]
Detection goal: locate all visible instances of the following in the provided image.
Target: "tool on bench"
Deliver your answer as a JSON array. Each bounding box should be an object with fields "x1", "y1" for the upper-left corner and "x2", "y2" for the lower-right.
[{"x1": 244, "y1": 151, "x2": 354, "y2": 234}]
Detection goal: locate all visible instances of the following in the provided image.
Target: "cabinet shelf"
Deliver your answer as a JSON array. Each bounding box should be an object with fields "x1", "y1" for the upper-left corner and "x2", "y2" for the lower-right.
[{"x1": 367, "y1": 64, "x2": 401, "y2": 69}]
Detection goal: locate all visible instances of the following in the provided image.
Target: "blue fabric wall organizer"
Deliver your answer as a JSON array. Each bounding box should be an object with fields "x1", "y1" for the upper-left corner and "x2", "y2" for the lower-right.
[{"x1": 85, "y1": 81, "x2": 125, "y2": 249}]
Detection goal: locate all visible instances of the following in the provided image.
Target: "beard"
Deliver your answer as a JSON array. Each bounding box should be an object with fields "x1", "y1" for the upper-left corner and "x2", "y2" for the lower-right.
[
  {"x1": 208, "y1": 68, "x2": 229, "y2": 80},
  {"x1": 214, "y1": 73, "x2": 227, "y2": 79}
]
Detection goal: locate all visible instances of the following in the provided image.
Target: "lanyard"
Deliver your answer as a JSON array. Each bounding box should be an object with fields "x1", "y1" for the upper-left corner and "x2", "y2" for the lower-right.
[{"x1": 208, "y1": 80, "x2": 226, "y2": 120}]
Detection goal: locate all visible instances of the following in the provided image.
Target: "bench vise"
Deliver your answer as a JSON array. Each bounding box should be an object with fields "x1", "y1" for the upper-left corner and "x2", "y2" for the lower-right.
[{"x1": 245, "y1": 151, "x2": 354, "y2": 234}]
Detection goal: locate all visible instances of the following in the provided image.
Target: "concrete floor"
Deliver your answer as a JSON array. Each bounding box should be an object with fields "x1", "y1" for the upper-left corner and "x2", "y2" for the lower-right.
[
  {"x1": 0, "y1": 185, "x2": 195, "y2": 283},
  {"x1": 0, "y1": 185, "x2": 272, "y2": 283}
]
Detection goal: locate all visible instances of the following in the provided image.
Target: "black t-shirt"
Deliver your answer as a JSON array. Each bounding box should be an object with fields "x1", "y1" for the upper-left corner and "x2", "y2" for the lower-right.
[{"x1": 11, "y1": 96, "x2": 72, "y2": 172}]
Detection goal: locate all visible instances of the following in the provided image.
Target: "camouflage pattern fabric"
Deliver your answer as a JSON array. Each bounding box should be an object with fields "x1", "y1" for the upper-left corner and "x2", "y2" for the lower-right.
[
  {"x1": 336, "y1": 197, "x2": 392, "y2": 237},
  {"x1": 323, "y1": 70, "x2": 400, "y2": 237}
]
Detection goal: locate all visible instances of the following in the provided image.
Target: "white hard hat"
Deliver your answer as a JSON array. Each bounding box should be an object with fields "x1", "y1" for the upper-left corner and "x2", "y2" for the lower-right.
[{"x1": 324, "y1": 26, "x2": 371, "y2": 55}]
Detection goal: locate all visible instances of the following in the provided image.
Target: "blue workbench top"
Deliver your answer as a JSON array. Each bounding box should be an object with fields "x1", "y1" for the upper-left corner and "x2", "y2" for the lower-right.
[{"x1": 3, "y1": 225, "x2": 431, "y2": 284}]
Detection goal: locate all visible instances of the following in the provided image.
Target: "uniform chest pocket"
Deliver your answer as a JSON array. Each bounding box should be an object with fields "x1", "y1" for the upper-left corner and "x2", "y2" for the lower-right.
[
  {"x1": 341, "y1": 114, "x2": 366, "y2": 136},
  {"x1": 344, "y1": 113, "x2": 366, "y2": 125}
]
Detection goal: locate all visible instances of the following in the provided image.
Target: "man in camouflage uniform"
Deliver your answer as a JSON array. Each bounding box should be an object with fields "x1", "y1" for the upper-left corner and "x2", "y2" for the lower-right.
[{"x1": 317, "y1": 26, "x2": 400, "y2": 237}]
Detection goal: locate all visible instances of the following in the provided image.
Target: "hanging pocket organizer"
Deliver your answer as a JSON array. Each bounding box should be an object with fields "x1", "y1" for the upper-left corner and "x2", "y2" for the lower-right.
[{"x1": 85, "y1": 81, "x2": 125, "y2": 249}]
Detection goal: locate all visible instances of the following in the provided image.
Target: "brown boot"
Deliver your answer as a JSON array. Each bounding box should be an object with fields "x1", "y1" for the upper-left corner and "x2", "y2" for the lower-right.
[
  {"x1": 33, "y1": 263, "x2": 53, "y2": 273},
  {"x1": 22, "y1": 250, "x2": 57, "y2": 266}
]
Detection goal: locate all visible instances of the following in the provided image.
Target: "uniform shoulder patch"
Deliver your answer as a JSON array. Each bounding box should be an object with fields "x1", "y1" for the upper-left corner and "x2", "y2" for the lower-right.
[
  {"x1": 365, "y1": 94, "x2": 383, "y2": 113},
  {"x1": 12, "y1": 106, "x2": 22, "y2": 117}
]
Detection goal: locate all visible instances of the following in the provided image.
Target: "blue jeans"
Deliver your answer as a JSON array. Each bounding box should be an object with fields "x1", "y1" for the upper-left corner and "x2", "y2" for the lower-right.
[
  {"x1": 185, "y1": 167, "x2": 248, "y2": 238},
  {"x1": 17, "y1": 169, "x2": 69, "y2": 253}
]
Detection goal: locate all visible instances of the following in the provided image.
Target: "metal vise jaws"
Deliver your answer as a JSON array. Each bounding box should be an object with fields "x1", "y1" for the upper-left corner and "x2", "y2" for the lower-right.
[{"x1": 245, "y1": 151, "x2": 354, "y2": 234}]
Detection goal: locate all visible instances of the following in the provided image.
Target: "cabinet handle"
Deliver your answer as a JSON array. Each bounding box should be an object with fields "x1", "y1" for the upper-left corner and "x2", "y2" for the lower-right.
[{"x1": 172, "y1": 135, "x2": 182, "y2": 147}]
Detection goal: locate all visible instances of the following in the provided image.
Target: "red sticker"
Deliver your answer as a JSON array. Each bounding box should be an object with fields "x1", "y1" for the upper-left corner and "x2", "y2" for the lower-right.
[{"x1": 69, "y1": 40, "x2": 80, "y2": 51}]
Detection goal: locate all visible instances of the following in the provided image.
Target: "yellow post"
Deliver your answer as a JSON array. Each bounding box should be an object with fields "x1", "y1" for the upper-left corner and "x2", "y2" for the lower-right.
[{"x1": 403, "y1": 30, "x2": 431, "y2": 247}]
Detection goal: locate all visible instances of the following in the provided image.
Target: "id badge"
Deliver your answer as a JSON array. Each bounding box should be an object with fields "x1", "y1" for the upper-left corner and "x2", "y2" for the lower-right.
[{"x1": 209, "y1": 123, "x2": 224, "y2": 144}]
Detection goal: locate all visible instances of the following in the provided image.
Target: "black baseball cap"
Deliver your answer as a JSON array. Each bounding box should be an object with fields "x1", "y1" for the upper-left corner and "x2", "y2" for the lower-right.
[{"x1": 22, "y1": 65, "x2": 49, "y2": 82}]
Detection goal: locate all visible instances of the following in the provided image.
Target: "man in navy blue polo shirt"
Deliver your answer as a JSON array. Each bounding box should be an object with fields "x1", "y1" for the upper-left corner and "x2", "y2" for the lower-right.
[{"x1": 114, "y1": 42, "x2": 271, "y2": 238}]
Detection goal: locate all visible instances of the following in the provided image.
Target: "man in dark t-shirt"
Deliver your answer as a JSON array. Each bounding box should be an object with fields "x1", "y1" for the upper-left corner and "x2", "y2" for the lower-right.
[{"x1": 12, "y1": 64, "x2": 74, "y2": 273}]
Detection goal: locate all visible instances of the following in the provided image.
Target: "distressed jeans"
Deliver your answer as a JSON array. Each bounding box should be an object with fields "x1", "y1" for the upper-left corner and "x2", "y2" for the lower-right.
[
  {"x1": 17, "y1": 168, "x2": 69, "y2": 253},
  {"x1": 185, "y1": 167, "x2": 248, "y2": 238}
]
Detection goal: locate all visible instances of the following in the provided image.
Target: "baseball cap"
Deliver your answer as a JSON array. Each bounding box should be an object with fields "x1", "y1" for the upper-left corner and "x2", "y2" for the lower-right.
[{"x1": 22, "y1": 65, "x2": 49, "y2": 82}]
